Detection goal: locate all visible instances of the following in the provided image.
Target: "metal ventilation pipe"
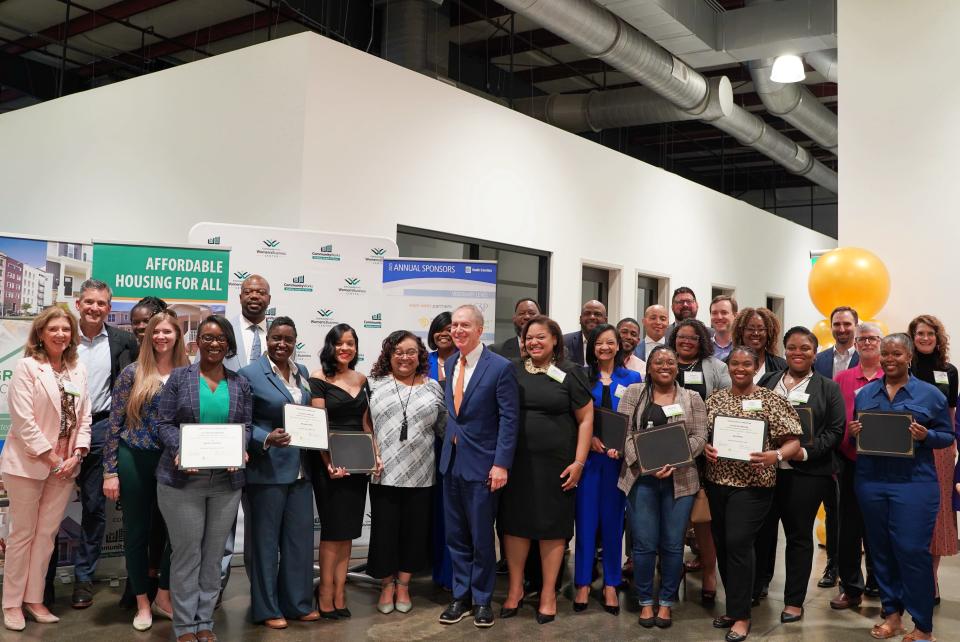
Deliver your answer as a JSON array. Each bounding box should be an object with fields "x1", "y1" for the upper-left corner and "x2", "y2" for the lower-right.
[
  {"x1": 749, "y1": 59, "x2": 837, "y2": 153},
  {"x1": 805, "y1": 49, "x2": 838, "y2": 82},
  {"x1": 382, "y1": 0, "x2": 449, "y2": 76},
  {"x1": 497, "y1": 0, "x2": 837, "y2": 193}
]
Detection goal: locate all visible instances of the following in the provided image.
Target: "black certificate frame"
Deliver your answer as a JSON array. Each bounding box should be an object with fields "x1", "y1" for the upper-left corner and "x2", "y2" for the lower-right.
[
  {"x1": 795, "y1": 407, "x2": 815, "y2": 446},
  {"x1": 711, "y1": 414, "x2": 769, "y2": 462},
  {"x1": 635, "y1": 421, "x2": 695, "y2": 476},
  {"x1": 328, "y1": 431, "x2": 378, "y2": 473},
  {"x1": 593, "y1": 407, "x2": 629, "y2": 456},
  {"x1": 856, "y1": 411, "x2": 915, "y2": 458}
]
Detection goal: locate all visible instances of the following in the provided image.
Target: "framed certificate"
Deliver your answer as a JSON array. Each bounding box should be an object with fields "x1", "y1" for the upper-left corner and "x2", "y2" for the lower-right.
[
  {"x1": 328, "y1": 431, "x2": 377, "y2": 473},
  {"x1": 634, "y1": 421, "x2": 694, "y2": 475},
  {"x1": 283, "y1": 404, "x2": 329, "y2": 450},
  {"x1": 711, "y1": 415, "x2": 767, "y2": 462},
  {"x1": 857, "y1": 411, "x2": 914, "y2": 458},
  {"x1": 593, "y1": 408, "x2": 629, "y2": 456},
  {"x1": 795, "y1": 407, "x2": 815, "y2": 446},
  {"x1": 179, "y1": 423, "x2": 245, "y2": 469}
]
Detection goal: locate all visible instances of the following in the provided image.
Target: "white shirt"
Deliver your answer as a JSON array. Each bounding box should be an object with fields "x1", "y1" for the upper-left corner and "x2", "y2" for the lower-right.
[
  {"x1": 78, "y1": 324, "x2": 111, "y2": 414},
  {"x1": 452, "y1": 342, "x2": 484, "y2": 392},
  {"x1": 624, "y1": 354, "x2": 646, "y2": 374},
  {"x1": 833, "y1": 345, "x2": 857, "y2": 378},
  {"x1": 753, "y1": 362, "x2": 767, "y2": 384},
  {"x1": 242, "y1": 317, "x2": 269, "y2": 365},
  {"x1": 644, "y1": 337, "x2": 664, "y2": 357}
]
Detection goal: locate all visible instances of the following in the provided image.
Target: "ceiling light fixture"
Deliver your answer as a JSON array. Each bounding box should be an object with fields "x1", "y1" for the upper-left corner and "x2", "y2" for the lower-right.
[{"x1": 770, "y1": 54, "x2": 806, "y2": 83}]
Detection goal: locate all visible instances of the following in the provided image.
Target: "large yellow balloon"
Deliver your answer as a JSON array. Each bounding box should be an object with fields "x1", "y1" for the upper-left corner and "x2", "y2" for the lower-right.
[
  {"x1": 809, "y1": 247, "x2": 891, "y2": 319},
  {"x1": 812, "y1": 318, "x2": 834, "y2": 350},
  {"x1": 863, "y1": 318, "x2": 890, "y2": 336}
]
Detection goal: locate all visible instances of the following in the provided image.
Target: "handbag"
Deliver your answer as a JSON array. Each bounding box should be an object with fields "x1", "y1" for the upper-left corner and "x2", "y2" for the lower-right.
[{"x1": 690, "y1": 488, "x2": 711, "y2": 523}]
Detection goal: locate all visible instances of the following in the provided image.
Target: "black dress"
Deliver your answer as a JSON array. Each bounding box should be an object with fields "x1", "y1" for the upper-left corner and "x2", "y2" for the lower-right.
[
  {"x1": 308, "y1": 377, "x2": 370, "y2": 542},
  {"x1": 500, "y1": 360, "x2": 593, "y2": 540}
]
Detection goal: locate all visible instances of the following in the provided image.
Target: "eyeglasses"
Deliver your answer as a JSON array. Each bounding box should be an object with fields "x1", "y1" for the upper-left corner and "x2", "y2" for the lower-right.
[
  {"x1": 675, "y1": 300, "x2": 696, "y2": 307},
  {"x1": 675, "y1": 335, "x2": 699, "y2": 343},
  {"x1": 199, "y1": 334, "x2": 228, "y2": 344},
  {"x1": 745, "y1": 327, "x2": 767, "y2": 336},
  {"x1": 392, "y1": 349, "x2": 419, "y2": 359},
  {"x1": 855, "y1": 336, "x2": 881, "y2": 344}
]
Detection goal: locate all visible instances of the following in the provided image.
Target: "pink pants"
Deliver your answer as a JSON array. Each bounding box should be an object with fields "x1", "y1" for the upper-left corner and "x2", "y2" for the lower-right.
[{"x1": 2, "y1": 473, "x2": 74, "y2": 608}]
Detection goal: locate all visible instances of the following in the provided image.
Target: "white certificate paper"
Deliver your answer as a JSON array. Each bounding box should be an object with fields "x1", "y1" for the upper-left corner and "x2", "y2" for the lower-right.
[
  {"x1": 179, "y1": 424, "x2": 245, "y2": 469},
  {"x1": 283, "y1": 404, "x2": 329, "y2": 450},
  {"x1": 712, "y1": 415, "x2": 767, "y2": 462}
]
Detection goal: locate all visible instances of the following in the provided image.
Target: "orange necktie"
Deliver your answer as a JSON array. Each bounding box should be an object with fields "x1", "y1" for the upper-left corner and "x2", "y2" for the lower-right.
[{"x1": 454, "y1": 355, "x2": 467, "y2": 415}]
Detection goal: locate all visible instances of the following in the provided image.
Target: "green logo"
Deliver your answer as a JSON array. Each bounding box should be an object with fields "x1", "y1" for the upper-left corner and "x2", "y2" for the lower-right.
[
  {"x1": 234, "y1": 271, "x2": 250, "y2": 280},
  {"x1": 296, "y1": 342, "x2": 306, "y2": 351},
  {"x1": 371, "y1": 248, "x2": 386, "y2": 256},
  {"x1": 263, "y1": 239, "x2": 280, "y2": 248},
  {"x1": 317, "y1": 309, "x2": 334, "y2": 317},
  {"x1": 344, "y1": 278, "x2": 360, "y2": 286}
]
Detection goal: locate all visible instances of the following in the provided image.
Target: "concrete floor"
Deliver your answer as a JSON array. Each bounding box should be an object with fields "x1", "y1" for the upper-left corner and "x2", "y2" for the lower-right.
[{"x1": 9, "y1": 544, "x2": 960, "y2": 641}]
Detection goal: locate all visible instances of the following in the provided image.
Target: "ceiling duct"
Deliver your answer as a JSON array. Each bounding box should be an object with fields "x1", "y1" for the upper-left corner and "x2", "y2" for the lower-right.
[
  {"x1": 497, "y1": 0, "x2": 837, "y2": 193},
  {"x1": 805, "y1": 48, "x2": 838, "y2": 82},
  {"x1": 749, "y1": 58, "x2": 837, "y2": 153}
]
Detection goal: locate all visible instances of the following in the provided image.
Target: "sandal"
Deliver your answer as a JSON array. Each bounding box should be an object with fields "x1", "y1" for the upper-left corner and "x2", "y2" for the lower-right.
[
  {"x1": 902, "y1": 630, "x2": 936, "y2": 642},
  {"x1": 870, "y1": 622, "x2": 905, "y2": 639}
]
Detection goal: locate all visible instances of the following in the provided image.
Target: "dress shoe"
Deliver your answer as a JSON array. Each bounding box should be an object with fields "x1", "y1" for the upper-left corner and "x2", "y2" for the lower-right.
[
  {"x1": 438, "y1": 599, "x2": 473, "y2": 624},
  {"x1": 864, "y1": 576, "x2": 881, "y2": 597},
  {"x1": 780, "y1": 608, "x2": 803, "y2": 623},
  {"x1": 500, "y1": 598, "x2": 523, "y2": 619},
  {"x1": 196, "y1": 630, "x2": 217, "y2": 642},
  {"x1": 818, "y1": 567, "x2": 839, "y2": 588},
  {"x1": 132, "y1": 611, "x2": 153, "y2": 631},
  {"x1": 334, "y1": 607, "x2": 351, "y2": 618},
  {"x1": 298, "y1": 610, "x2": 320, "y2": 621},
  {"x1": 830, "y1": 592, "x2": 862, "y2": 610},
  {"x1": 713, "y1": 615, "x2": 736, "y2": 628},
  {"x1": 23, "y1": 604, "x2": 59, "y2": 623},
  {"x1": 394, "y1": 581, "x2": 412, "y2": 613},
  {"x1": 72, "y1": 581, "x2": 94, "y2": 609},
  {"x1": 474, "y1": 604, "x2": 494, "y2": 628},
  {"x1": 655, "y1": 608, "x2": 672, "y2": 628},
  {"x1": 377, "y1": 601, "x2": 395, "y2": 615},
  {"x1": 319, "y1": 610, "x2": 340, "y2": 620},
  {"x1": 3, "y1": 610, "x2": 26, "y2": 632},
  {"x1": 639, "y1": 613, "x2": 656, "y2": 628},
  {"x1": 263, "y1": 618, "x2": 288, "y2": 629},
  {"x1": 535, "y1": 610, "x2": 555, "y2": 625},
  {"x1": 725, "y1": 622, "x2": 751, "y2": 642}
]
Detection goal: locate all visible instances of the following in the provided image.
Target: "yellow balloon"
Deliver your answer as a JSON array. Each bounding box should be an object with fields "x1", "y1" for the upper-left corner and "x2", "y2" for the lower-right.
[
  {"x1": 816, "y1": 521, "x2": 826, "y2": 547},
  {"x1": 812, "y1": 319, "x2": 834, "y2": 350},
  {"x1": 808, "y1": 247, "x2": 891, "y2": 319},
  {"x1": 863, "y1": 318, "x2": 890, "y2": 336}
]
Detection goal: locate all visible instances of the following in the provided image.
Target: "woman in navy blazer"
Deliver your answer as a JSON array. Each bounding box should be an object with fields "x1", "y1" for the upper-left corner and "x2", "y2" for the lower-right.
[
  {"x1": 573, "y1": 324, "x2": 641, "y2": 614},
  {"x1": 426, "y1": 311, "x2": 454, "y2": 590},
  {"x1": 155, "y1": 315, "x2": 252, "y2": 642},
  {"x1": 238, "y1": 317, "x2": 319, "y2": 629}
]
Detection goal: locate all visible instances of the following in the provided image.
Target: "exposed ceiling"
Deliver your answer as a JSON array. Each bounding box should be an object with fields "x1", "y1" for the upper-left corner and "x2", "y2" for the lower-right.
[{"x1": 0, "y1": 0, "x2": 839, "y2": 236}]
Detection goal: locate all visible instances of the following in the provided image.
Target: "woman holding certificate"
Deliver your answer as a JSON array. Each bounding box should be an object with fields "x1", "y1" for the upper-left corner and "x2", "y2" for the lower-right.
[
  {"x1": 573, "y1": 324, "x2": 641, "y2": 614},
  {"x1": 703, "y1": 345, "x2": 802, "y2": 642},
  {"x1": 2, "y1": 307, "x2": 91, "y2": 632},
  {"x1": 754, "y1": 326, "x2": 845, "y2": 623},
  {"x1": 238, "y1": 317, "x2": 318, "y2": 629},
  {"x1": 617, "y1": 346, "x2": 707, "y2": 629},
  {"x1": 367, "y1": 330, "x2": 446, "y2": 614},
  {"x1": 308, "y1": 324, "x2": 379, "y2": 619},
  {"x1": 103, "y1": 311, "x2": 186, "y2": 631},
  {"x1": 730, "y1": 309, "x2": 787, "y2": 381},
  {"x1": 848, "y1": 333, "x2": 953, "y2": 642},
  {"x1": 499, "y1": 316, "x2": 593, "y2": 624},
  {"x1": 156, "y1": 315, "x2": 252, "y2": 642}
]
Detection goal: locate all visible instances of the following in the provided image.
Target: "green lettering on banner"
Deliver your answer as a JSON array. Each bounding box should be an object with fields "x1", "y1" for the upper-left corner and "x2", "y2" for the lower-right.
[{"x1": 92, "y1": 243, "x2": 230, "y2": 302}]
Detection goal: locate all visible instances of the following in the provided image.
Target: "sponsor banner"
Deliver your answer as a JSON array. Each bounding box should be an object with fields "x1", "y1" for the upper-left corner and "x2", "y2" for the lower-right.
[{"x1": 382, "y1": 259, "x2": 498, "y2": 345}]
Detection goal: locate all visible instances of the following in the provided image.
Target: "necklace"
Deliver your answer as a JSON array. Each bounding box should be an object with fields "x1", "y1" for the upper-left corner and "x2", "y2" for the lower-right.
[
  {"x1": 679, "y1": 360, "x2": 699, "y2": 372},
  {"x1": 393, "y1": 375, "x2": 415, "y2": 441}
]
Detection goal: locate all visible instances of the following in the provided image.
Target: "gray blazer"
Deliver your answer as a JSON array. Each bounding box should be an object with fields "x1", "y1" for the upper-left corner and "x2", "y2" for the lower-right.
[{"x1": 700, "y1": 357, "x2": 732, "y2": 398}]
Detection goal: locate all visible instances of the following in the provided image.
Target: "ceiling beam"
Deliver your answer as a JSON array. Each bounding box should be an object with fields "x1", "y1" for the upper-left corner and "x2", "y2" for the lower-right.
[{"x1": 458, "y1": 27, "x2": 565, "y2": 57}]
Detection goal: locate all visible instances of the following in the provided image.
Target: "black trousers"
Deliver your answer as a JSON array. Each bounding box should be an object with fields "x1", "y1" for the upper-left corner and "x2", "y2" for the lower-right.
[
  {"x1": 822, "y1": 475, "x2": 839, "y2": 570},
  {"x1": 837, "y1": 456, "x2": 874, "y2": 597},
  {"x1": 754, "y1": 469, "x2": 835, "y2": 607},
  {"x1": 367, "y1": 484, "x2": 433, "y2": 578},
  {"x1": 707, "y1": 483, "x2": 773, "y2": 620}
]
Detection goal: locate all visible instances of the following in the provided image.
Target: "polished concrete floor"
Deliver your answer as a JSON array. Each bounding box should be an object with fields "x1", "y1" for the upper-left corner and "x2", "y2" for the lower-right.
[{"x1": 8, "y1": 543, "x2": 960, "y2": 641}]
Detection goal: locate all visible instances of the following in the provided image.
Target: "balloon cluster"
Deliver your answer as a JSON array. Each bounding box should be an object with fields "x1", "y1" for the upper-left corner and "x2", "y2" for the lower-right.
[{"x1": 808, "y1": 248, "x2": 891, "y2": 349}]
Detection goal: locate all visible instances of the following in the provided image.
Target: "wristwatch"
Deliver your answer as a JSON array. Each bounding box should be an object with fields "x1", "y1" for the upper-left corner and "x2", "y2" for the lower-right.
[{"x1": 775, "y1": 449, "x2": 783, "y2": 463}]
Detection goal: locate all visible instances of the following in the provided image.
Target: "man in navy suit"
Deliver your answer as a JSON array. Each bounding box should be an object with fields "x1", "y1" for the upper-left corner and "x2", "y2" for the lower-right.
[
  {"x1": 814, "y1": 307, "x2": 860, "y2": 379},
  {"x1": 439, "y1": 305, "x2": 519, "y2": 628},
  {"x1": 562, "y1": 300, "x2": 606, "y2": 366}
]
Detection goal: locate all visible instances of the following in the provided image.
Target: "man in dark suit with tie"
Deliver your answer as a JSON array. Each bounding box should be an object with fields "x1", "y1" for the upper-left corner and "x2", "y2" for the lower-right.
[
  {"x1": 562, "y1": 300, "x2": 607, "y2": 366},
  {"x1": 813, "y1": 306, "x2": 860, "y2": 379},
  {"x1": 439, "y1": 305, "x2": 518, "y2": 628},
  {"x1": 491, "y1": 298, "x2": 540, "y2": 359}
]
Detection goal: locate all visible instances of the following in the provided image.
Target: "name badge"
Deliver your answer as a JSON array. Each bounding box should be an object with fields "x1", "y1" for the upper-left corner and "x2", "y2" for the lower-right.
[
  {"x1": 742, "y1": 399, "x2": 763, "y2": 412},
  {"x1": 935, "y1": 370, "x2": 950, "y2": 385},
  {"x1": 614, "y1": 384, "x2": 626, "y2": 398},
  {"x1": 663, "y1": 403, "x2": 683, "y2": 418},
  {"x1": 788, "y1": 391, "x2": 810, "y2": 405},
  {"x1": 683, "y1": 371, "x2": 704, "y2": 385},
  {"x1": 62, "y1": 380, "x2": 81, "y2": 397},
  {"x1": 546, "y1": 364, "x2": 566, "y2": 383}
]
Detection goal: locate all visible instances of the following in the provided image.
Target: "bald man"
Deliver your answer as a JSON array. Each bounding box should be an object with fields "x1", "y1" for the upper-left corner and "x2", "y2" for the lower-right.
[
  {"x1": 634, "y1": 305, "x2": 669, "y2": 360},
  {"x1": 563, "y1": 300, "x2": 607, "y2": 366}
]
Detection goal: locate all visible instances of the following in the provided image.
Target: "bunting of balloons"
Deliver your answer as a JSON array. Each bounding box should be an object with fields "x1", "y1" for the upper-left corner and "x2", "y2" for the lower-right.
[{"x1": 808, "y1": 247, "x2": 891, "y2": 349}]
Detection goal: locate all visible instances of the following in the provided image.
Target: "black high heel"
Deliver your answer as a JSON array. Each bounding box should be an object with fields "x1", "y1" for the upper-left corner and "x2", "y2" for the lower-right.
[
  {"x1": 701, "y1": 589, "x2": 717, "y2": 607},
  {"x1": 535, "y1": 611, "x2": 555, "y2": 625},
  {"x1": 602, "y1": 587, "x2": 619, "y2": 615},
  {"x1": 334, "y1": 607, "x2": 351, "y2": 618},
  {"x1": 572, "y1": 601, "x2": 588, "y2": 612},
  {"x1": 499, "y1": 598, "x2": 523, "y2": 619},
  {"x1": 319, "y1": 610, "x2": 340, "y2": 620}
]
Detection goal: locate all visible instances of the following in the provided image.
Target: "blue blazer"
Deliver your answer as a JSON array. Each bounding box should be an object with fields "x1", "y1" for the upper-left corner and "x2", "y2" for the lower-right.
[
  {"x1": 238, "y1": 355, "x2": 311, "y2": 485},
  {"x1": 439, "y1": 346, "x2": 519, "y2": 482},
  {"x1": 814, "y1": 347, "x2": 860, "y2": 379},
  {"x1": 428, "y1": 351, "x2": 442, "y2": 382},
  {"x1": 590, "y1": 367, "x2": 643, "y2": 412},
  {"x1": 156, "y1": 362, "x2": 253, "y2": 490}
]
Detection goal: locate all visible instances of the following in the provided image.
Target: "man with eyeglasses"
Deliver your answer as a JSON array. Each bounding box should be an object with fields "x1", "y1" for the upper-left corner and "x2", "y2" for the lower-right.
[
  {"x1": 665, "y1": 287, "x2": 711, "y2": 344},
  {"x1": 829, "y1": 322, "x2": 884, "y2": 609},
  {"x1": 814, "y1": 307, "x2": 861, "y2": 379}
]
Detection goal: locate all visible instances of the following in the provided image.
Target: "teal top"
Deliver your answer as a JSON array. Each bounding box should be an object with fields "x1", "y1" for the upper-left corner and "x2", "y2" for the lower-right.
[{"x1": 198, "y1": 374, "x2": 230, "y2": 424}]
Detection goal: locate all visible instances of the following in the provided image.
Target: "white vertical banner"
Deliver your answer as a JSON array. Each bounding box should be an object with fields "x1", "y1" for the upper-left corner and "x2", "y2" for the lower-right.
[{"x1": 382, "y1": 259, "x2": 498, "y2": 343}]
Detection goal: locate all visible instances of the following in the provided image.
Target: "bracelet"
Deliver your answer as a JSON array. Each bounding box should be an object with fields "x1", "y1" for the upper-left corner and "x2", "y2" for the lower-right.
[
  {"x1": 572, "y1": 460, "x2": 585, "y2": 468},
  {"x1": 103, "y1": 472, "x2": 119, "y2": 479}
]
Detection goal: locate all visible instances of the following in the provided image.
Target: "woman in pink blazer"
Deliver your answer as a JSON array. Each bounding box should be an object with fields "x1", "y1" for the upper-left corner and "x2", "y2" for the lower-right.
[{"x1": 1, "y1": 307, "x2": 91, "y2": 632}]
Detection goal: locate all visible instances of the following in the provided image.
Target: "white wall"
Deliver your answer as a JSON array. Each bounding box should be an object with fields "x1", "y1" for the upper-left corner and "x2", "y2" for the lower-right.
[
  {"x1": 0, "y1": 32, "x2": 835, "y2": 335},
  {"x1": 839, "y1": 1, "x2": 960, "y2": 335}
]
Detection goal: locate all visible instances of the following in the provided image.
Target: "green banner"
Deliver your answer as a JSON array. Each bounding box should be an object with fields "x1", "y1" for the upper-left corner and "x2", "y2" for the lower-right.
[{"x1": 93, "y1": 242, "x2": 229, "y2": 302}]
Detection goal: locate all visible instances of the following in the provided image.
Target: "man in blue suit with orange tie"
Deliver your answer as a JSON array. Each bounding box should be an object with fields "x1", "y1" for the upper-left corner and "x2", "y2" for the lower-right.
[{"x1": 438, "y1": 304, "x2": 519, "y2": 628}]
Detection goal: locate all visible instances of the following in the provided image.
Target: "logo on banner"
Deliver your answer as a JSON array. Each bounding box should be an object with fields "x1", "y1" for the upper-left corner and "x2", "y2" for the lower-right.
[
  {"x1": 465, "y1": 266, "x2": 472, "y2": 274},
  {"x1": 229, "y1": 271, "x2": 251, "y2": 288},
  {"x1": 295, "y1": 341, "x2": 312, "y2": 361},
  {"x1": 311, "y1": 308, "x2": 338, "y2": 327},
  {"x1": 365, "y1": 247, "x2": 387, "y2": 264},
  {"x1": 363, "y1": 313, "x2": 382, "y2": 329},
  {"x1": 283, "y1": 274, "x2": 314, "y2": 293},
  {"x1": 256, "y1": 239, "x2": 287, "y2": 257},
  {"x1": 207, "y1": 236, "x2": 221, "y2": 245},
  {"x1": 311, "y1": 244, "x2": 341, "y2": 262},
  {"x1": 338, "y1": 277, "x2": 366, "y2": 296}
]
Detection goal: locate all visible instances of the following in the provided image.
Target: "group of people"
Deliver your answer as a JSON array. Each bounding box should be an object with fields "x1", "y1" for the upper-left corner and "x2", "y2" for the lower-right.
[{"x1": 1, "y1": 276, "x2": 956, "y2": 642}]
